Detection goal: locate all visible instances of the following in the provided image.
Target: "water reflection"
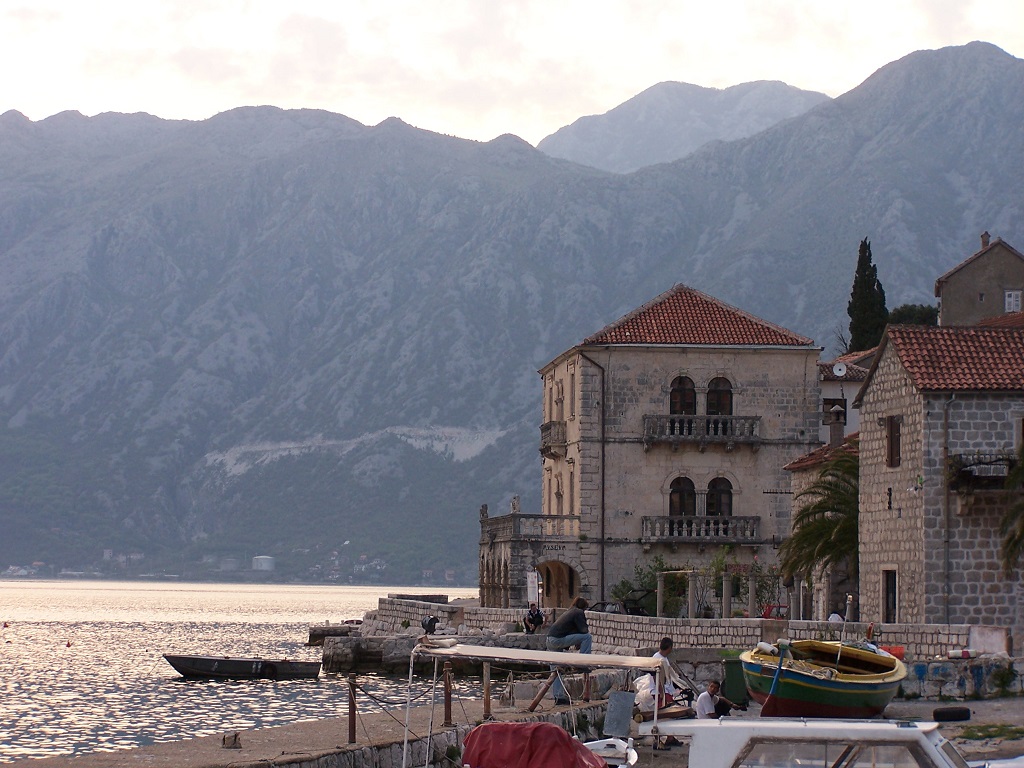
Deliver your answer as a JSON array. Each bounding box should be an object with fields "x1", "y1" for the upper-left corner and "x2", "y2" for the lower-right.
[{"x1": 0, "y1": 581, "x2": 477, "y2": 762}]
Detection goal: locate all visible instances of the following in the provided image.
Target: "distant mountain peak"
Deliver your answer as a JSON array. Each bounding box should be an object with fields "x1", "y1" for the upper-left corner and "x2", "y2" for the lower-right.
[{"x1": 537, "y1": 79, "x2": 829, "y2": 172}]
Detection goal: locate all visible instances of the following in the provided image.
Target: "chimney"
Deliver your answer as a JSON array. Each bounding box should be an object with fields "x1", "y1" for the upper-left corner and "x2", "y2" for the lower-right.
[
  {"x1": 829, "y1": 404, "x2": 846, "y2": 448},
  {"x1": 981, "y1": 231, "x2": 991, "y2": 249}
]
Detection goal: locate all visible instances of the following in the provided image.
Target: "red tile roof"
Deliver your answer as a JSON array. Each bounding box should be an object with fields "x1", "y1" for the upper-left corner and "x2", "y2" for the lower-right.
[
  {"x1": 818, "y1": 361, "x2": 869, "y2": 382},
  {"x1": 977, "y1": 311, "x2": 1024, "y2": 328},
  {"x1": 582, "y1": 284, "x2": 815, "y2": 347},
  {"x1": 833, "y1": 347, "x2": 878, "y2": 367},
  {"x1": 883, "y1": 325, "x2": 1024, "y2": 391},
  {"x1": 784, "y1": 433, "x2": 859, "y2": 472}
]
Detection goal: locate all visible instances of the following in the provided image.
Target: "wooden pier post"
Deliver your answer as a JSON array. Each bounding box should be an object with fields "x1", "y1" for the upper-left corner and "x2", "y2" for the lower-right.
[
  {"x1": 482, "y1": 662, "x2": 492, "y2": 720},
  {"x1": 443, "y1": 661, "x2": 454, "y2": 727},
  {"x1": 347, "y1": 673, "x2": 357, "y2": 744}
]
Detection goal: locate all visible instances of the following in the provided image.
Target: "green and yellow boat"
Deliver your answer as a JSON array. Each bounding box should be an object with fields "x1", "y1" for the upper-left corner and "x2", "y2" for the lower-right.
[{"x1": 740, "y1": 639, "x2": 907, "y2": 718}]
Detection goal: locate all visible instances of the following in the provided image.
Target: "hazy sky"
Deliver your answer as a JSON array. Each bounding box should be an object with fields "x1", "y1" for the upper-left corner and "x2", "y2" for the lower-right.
[{"x1": 2, "y1": 1, "x2": 1022, "y2": 145}]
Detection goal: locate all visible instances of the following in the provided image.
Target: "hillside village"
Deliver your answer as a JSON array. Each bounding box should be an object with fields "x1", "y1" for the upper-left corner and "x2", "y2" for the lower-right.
[{"x1": 480, "y1": 232, "x2": 1024, "y2": 649}]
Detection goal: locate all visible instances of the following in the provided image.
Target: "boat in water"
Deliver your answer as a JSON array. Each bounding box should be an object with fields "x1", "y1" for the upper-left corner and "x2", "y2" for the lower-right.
[
  {"x1": 163, "y1": 654, "x2": 321, "y2": 680},
  {"x1": 739, "y1": 639, "x2": 906, "y2": 718}
]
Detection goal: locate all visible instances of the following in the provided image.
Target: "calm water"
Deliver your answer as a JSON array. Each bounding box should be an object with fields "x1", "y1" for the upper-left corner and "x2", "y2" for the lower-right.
[{"x1": 0, "y1": 580, "x2": 477, "y2": 763}]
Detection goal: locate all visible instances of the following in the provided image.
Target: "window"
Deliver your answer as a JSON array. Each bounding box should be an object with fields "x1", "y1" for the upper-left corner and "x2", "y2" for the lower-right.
[
  {"x1": 669, "y1": 477, "x2": 696, "y2": 517},
  {"x1": 569, "y1": 470, "x2": 574, "y2": 513},
  {"x1": 883, "y1": 569, "x2": 898, "y2": 622},
  {"x1": 569, "y1": 371, "x2": 576, "y2": 418},
  {"x1": 885, "y1": 415, "x2": 902, "y2": 468},
  {"x1": 670, "y1": 376, "x2": 696, "y2": 415},
  {"x1": 1006, "y1": 290, "x2": 1022, "y2": 313},
  {"x1": 739, "y1": 741, "x2": 921, "y2": 768},
  {"x1": 707, "y1": 377, "x2": 733, "y2": 416},
  {"x1": 706, "y1": 477, "x2": 733, "y2": 517}
]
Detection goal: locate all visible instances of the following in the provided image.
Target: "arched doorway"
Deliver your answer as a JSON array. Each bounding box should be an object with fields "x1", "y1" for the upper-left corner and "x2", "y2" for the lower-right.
[{"x1": 537, "y1": 560, "x2": 582, "y2": 608}]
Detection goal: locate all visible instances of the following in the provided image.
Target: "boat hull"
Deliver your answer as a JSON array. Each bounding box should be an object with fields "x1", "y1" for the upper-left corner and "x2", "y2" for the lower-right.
[
  {"x1": 163, "y1": 654, "x2": 321, "y2": 680},
  {"x1": 740, "y1": 641, "x2": 905, "y2": 718}
]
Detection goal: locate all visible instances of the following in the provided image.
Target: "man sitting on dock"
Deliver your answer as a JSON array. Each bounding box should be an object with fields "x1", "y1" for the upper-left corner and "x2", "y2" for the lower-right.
[
  {"x1": 524, "y1": 603, "x2": 545, "y2": 634},
  {"x1": 695, "y1": 680, "x2": 744, "y2": 719},
  {"x1": 545, "y1": 597, "x2": 592, "y2": 705}
]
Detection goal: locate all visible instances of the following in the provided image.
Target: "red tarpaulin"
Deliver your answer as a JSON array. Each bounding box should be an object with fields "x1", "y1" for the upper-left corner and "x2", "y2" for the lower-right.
[{"x1": 463, "y1": 722, "x2": 606, "y2": 768}]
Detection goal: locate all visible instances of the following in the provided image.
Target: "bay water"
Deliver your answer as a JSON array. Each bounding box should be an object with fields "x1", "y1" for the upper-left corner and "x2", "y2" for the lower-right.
[{"x1": 0, "y1": 579, "x2": 477, "y2": 763}]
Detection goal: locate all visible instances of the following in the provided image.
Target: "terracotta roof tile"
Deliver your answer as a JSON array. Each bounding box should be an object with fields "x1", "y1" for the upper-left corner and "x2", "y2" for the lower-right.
[
  {"x1": 887, "y1": 325, "x2": 1024, "y2": 391},
  {"x1": 818, "y1": 361, "x2": 869, "y2": 382},
  {"x1": 977, "y1": 311, "x2": 1024, "y2": 328},
  {"x1": 833, "y1": 347, "x2": 878, "y2": 367},
  {"x1": 784, "y1": 433, "x2": 859, "y2": 472},
  {"x1": 583, "y1": 284, "x2": 815, "y2": 347}
]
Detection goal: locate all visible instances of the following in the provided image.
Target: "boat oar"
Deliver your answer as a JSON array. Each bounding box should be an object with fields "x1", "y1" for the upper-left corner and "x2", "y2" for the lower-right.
[{"x1": 759, "y1": 639, "x2": 789, "y2": 717}]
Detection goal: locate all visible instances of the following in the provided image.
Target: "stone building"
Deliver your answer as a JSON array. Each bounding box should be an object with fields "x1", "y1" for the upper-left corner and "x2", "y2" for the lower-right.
[
  {"x1": 935, "y1": 233, "x2": 1024, "y2": 326},
  {"x1": 479, "y1": 284, "x2": 822, "y2": 609},
  {"x1": 853, "y1": 324, "x2": 1024, "y2": 643}
]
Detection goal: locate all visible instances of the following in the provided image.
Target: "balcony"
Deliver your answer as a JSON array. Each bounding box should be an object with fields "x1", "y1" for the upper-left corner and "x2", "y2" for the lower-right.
[
  {"x1": 540, "y1": 420, "x2": 567, "y2": 459},
  {"x1": 641, "y1": 515, "x2": 760, "y2": 546},
  {"x1": 948, "y1": 452, "x2": 1016, "y2": 491},
  {"x1": 642, "y1": 414, "x2": 761, "y2": 452},
  {"x1": 481, "y1": 513, "x2": 581, "y2": 544}
]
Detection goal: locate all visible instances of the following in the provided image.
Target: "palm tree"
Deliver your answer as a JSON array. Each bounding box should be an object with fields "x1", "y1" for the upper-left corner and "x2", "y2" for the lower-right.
[
  {"x1": 780, "y1": 446, "x2": 860, "y2": 580},
  {"x1": 999, "y1": 444, "x2": 1024, "y2": 574}
]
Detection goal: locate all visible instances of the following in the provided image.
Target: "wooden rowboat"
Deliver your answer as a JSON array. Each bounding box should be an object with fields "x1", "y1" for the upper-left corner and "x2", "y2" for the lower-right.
[
  {"x1": 740, "y1": 639, "x2": 906, "y2": 718},
  {"x1": 163, "y1": 654, "x2": 321, "y2": 680}
]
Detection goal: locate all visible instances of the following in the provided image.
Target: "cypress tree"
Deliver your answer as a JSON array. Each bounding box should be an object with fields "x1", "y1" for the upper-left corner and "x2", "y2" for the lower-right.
[{"x1": 847, "y1": 238, "x2": 888, "y2": 351}]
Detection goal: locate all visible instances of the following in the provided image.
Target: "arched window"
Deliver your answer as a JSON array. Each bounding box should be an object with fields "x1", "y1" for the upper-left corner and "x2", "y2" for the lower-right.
[
  {"x1": 707, "y1": 377, "x2": 733, "y2": 416},
  {"x1": 669, "y1": 477, "x2": 696, "y2": 517},
  {"x1": 706, "y1": 477, "x2": 733, "y2": 517},
  {"x1": 670, "y1": 376, "x2": 696, "y2": 415}
]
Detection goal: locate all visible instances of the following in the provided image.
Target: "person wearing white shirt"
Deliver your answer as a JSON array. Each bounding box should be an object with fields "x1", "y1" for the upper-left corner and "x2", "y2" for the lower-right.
[{"x1": 695, "y1": 680, "x2": 743, "y2": 719}]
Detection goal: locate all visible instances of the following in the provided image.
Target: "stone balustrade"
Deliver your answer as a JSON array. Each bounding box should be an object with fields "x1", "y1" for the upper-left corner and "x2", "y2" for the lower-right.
[{"x1": 641, "y1": 515, "x2": 759, "y2": 544}]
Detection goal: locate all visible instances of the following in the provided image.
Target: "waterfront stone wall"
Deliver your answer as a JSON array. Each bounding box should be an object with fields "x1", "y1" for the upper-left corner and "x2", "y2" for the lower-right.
[{"x1": 365, "y1": 597, "x2": 1010, "y2": 661}]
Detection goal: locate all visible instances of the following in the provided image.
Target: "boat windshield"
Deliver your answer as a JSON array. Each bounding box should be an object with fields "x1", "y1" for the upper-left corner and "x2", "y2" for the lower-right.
[
  {"x1": 735, "y1": 740, "x2": 942, "y2": 768},
  {"x1": 938, "y1": 741, "x2": 970, "y2": 768}
]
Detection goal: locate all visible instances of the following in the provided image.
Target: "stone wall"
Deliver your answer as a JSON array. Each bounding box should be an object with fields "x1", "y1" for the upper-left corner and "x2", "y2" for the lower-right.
[{"x1": 362, "y1": 597, "x2": 1011, "y2": 661}]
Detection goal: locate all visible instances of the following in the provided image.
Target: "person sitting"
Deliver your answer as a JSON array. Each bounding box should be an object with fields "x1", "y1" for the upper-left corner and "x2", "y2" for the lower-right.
[
  {"x1": 545, "y1": 597, "x2": 592, "y2": 705},
  {"x1": 524, "y1": 603, "x2": 545, "y2": 634},
  {"x1": 652, "y1": 636, "x2": 693, "y2": 707},
  {"x1": 695, "y1": 680, "x2": 745, "y2": 719}
]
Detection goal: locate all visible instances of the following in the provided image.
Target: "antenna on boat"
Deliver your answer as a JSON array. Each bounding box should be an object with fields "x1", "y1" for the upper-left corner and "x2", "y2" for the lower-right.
[{"x1": 834, "y1": 594, "x2": 854, "y2": 669}]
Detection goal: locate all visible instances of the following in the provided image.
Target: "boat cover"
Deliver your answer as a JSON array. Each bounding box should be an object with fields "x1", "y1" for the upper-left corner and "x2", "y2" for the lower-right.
[
  {"x1": 414, "y1": 642, "x2": 663, "y2": 672},
  {"x1": 463, "y1": 722, "x2": 605, "y2": 768}
]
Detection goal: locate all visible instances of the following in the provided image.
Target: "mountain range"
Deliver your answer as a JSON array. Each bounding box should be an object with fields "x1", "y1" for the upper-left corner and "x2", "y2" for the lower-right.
[
  {"x1": 1, "y1": 41, "x2": 1022, "y2": 582},
  {"x1": 537, "y1": 80, "x2": 829, "y2": 172}
]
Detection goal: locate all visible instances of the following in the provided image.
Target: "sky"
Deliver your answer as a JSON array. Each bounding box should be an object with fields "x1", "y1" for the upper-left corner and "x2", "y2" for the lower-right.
[{"x1": 2, "y1": 1, "x2": 1022, "y2": 146}]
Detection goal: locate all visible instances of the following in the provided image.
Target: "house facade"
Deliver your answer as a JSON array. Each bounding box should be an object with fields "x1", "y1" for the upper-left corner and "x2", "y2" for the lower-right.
[
  {"x1": 479, "y1": 285, "x2": 822, "y2": 609},
  {"x1": 853, "y1": 325, "x2": 1024, "y2": 642},
  {"x1": 935, "y1": 233, "x2": 1024, "y2": 326}
]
